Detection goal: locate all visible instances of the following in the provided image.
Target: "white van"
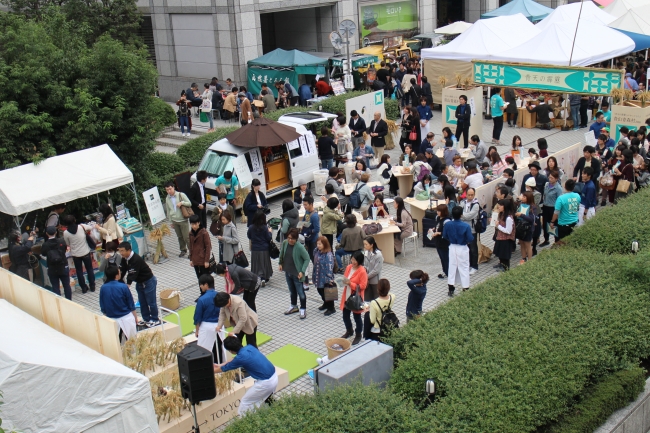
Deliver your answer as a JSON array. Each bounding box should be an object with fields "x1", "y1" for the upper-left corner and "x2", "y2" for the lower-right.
[{"x1": 194, "y1": 112, "x2": 336, "y2": 211}]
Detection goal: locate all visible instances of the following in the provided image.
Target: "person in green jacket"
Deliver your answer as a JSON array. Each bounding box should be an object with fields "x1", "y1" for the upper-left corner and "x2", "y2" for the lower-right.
[{"x1": 279, "y1": 228, "x2": 310, "y2": 320}]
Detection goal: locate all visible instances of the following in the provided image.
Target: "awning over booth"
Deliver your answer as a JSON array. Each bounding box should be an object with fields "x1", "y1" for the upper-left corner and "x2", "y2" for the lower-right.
[
  {"x1": 330, "y1": 54, "x2": 379, "y2": 68},
  {"x1": 433, "y1": 21, "x2": 472, "y2": 35},
  {"x1": 490, "y1": 21, "x2": 635, "y2": 66},
  {"x1": 609, "y1": 5, "x2": 650, "y2": 51},
  {"x1": 0, "y1": 144, "x2": 133, "y2": 216},
  {"x1": 0, "y1": 299, "x2": 158, "y2": 433},
  {"x1": 536, "y1": 2, "x2": 616, "y2": 31},
  {"x1": 421, "y1": 14, "x2": 539, "y2": 61},
  {"x1": 481, "y1": 0, "x2": 553, "y2": 22},
  {"x1": 247, "y1": 48, "x2": 328, "y2": 75}
]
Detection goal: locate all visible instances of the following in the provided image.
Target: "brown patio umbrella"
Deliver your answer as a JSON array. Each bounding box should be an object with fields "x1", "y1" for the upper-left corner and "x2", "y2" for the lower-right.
[{"x1": 224, "y1": 117, "x2": 302, "y2": 148}]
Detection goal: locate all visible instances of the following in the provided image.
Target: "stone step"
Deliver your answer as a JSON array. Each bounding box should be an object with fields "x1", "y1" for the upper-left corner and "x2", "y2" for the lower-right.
[
  {"x1": 162, "y1": 130, "x2": 192, "y2": 141},
  {"x1": 155, "y1": 136, "x2": 186, "y2": 149},
  {"x1": 171, "y1": 124, "x2": 209, "y2": 135},
  {"x1": 155, "y1": 145, "x2": 178, "y2": 154}
]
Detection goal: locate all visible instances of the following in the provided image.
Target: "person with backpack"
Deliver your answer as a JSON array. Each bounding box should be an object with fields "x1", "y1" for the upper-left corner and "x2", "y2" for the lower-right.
[
  {"x1": 350, "y1": 173, "x2": 374, "y2": 219},
  {"x1": 406, "y1": 270, "x2": 429, "y2": 321},
  {"x1": 46, "y1": 204, "x2": 66, "y2": 238},
  {"x1": 321, "y1": 197, "x2": 342, "y2": 250},
  {"x1": 40, "y1": 226, "x2": 72, "y2": 299},
  {"x1": 98, "y1": 241, "x2": 122, "y2": 283},
  {"x1": 63, "y1": 215, "x2": 96, "y2": 294},
  {"x1": 176, "y1": 91, "x2": 192, "y2": 137},
  {"x1": 300, "y1": 196, "x2": 321, "y2": 289},
  {"x1": 460, "y1": 188, "x2": 480, "y2": 275},
  {"x1": 366, "y1": 278, "x2": 397, "y2": 341},
  {"x1": 410, "y1": 153, "x2": 432, "y2": 185},
  {"x1": 443, "y1": 206, "x2": 474, "y2": 296}
]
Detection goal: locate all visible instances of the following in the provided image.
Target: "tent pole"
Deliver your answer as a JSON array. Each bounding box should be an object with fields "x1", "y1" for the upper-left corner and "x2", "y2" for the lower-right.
[
  {"x1": 129, "y1": 182, "x2": 151, "y2": 260},
  {"x1": 486, "y1": 86, "x2": 491, "y2": 117},
  {"x1": 646, "y1": 49, "x2": 648, "y2": 61}
]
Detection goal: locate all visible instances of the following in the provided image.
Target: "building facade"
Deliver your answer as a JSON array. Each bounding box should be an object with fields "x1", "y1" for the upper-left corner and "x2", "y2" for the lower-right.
[{"x1": 138, "y1": 0, "x2": 571, "y2": 100}]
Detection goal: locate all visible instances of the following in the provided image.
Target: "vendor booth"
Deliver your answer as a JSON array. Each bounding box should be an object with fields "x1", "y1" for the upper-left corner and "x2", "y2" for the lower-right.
[
  {"x1": 0, "y1": 299, "x2": 158, "y2": 433},
  {"x1": 0, "y1": 144, "x2": 148, "y2": 289},
  {"x1": 535, "y1": 1, "x2": 615, "y2": 31},
  {"x1": 421, "y1": 14, "x2": 539, "y2": 102},
  {"x1": 481, "y1": 0, "x2": 553, "y2": 22},
  {"x1": 247, "y1": 48, "x2": 327, "y2": 97}
]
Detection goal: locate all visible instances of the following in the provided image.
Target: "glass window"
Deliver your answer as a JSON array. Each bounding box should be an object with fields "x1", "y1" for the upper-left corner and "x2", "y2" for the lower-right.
[{"x1": 199, "y1": 151, "x2": 235, "y2": 176}]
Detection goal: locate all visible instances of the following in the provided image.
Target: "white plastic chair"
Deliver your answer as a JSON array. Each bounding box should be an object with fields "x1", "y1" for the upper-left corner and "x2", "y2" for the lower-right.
[{"x1": 403, "y1": 232, "x2": 419, "y2": 257}]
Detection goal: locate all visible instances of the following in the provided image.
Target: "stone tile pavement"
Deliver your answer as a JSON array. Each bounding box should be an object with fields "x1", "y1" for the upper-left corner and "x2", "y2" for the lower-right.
[{"x1": 74, "y1": 110, "x2": 591, "y2": 401}]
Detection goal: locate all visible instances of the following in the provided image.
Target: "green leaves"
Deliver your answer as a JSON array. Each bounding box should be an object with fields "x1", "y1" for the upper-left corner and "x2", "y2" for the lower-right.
[{"x1": 175, "y1": 127, "x2": 239, "y2": 169}]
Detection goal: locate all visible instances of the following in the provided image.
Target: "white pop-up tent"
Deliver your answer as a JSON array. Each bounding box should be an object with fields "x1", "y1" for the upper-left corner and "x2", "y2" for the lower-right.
[
  {"x1": 490, "y1": 21, "x2": 635, "y2": 66},
  {"x1": 421, "y1": 14, "x2": 539, "y2": 100},
  {"x1": 535, "y1": 1, "x2": 616, "y2": 31},
  {"x1": 0, "y1": 299, "x2": 158, "y2": 433},
  {"x1": 0, "y1": 144, "x2": 145, "y2": 233},
  {"x1": 433, "y1": 21, "x2": 473, "y2": 35},
  {"x1": 603, "y1": 0, "x2": 647, "y2": 19}
]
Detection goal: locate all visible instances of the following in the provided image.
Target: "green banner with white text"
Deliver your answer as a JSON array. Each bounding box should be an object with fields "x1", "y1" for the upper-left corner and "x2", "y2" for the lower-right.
[
  {"x1": 472, "y1": 61, "x2": 623, "y2": 96},
  {"x1": 247, "y1": 68, "x2": 298, "y2": 97}
]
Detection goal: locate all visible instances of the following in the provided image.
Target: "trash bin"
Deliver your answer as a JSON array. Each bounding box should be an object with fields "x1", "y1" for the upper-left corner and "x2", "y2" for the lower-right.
[
  {"x1": 199, "y1": 111, "x2": 208, "y2": 123},
  {"x1": 344, "y1": 161, "x2": 355, "y2": 184},
  {"x1": 325, "y1": 338, "x2": 351, "y2": 360},
  {"x1": 313, "y1": 169, "x2": 329, "y2": 195}
]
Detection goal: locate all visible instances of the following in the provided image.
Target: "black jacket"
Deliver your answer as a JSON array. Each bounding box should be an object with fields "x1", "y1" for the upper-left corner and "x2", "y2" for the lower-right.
[
  {"x1": 247, "y1": 225, "x2": 272, "y2": 251},
  {"x1": 243, "y1": 190, "x2": 268, "y2": 226},
  {"x1": 349, "y1": 116, "x2": 367, "y2": 136},
  {"x1": 455, "y1": 104, "x2": 471, "y2": 126},
  {"x1": 318, "y1": 136, "x2": 337, "y2": 160},
  {"x1": 40, "y1": 237, "x2": 67, "y2": 272},
  {"x1": 293, "y1": 188, "x2": 313, "y2": 205},
  {"x1": 427, "y1": 155, "x2": 443, "y2": 177},
  {"x1": 521, "y1": 173, "x2": 549, "y2": 197},
  {"x1": 367, "y1": 119, "x2": 388, "y2": 148},
  {"x1": 188, "y1": 182, "x2": 206, "y2": 213},
  {"x1": 120, "y1": 252, "x2": 154, "y2": 285},
  {"x1": 227, "y1": 264, "x2": 259, "y2": 291},
  {"x1": 573, "y1": 157, "x2": 601, "y2": 181},
  {"x1": 9, "y1": 240, "x2": 33, "y2": 268}
]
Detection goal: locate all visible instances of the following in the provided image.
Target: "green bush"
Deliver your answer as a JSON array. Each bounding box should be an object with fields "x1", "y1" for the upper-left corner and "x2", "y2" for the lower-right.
[
  {"x1": 175, "y1": 127, "x2": 238, "y2": 169},
  {"x1": 387, "y1": 247, "x2": 650, "y2": 432},
  {"x1": 143, "y1": 152, "x2": 186, "y2": 185},
  {"x1": 225, "y1": 383, "x2": 427, "y2": 433},
  {"x1": 385, "y1": 98, "x2": 400, "y2": 120},
  {"x1": 565, "y1": 186, "x2": 650, "y2": 255},
  {"x1": 541, "y1": 367, "x2": 645, "y2": 433}
]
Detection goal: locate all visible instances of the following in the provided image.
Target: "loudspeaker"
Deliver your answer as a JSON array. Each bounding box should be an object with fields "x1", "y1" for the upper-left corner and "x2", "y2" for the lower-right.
[{"x1": 177, "y1": 344, "x2": 216, "y2": 403}]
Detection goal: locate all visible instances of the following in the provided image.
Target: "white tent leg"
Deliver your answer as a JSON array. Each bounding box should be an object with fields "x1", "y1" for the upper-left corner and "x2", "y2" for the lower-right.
[{"x1": 128, "y1": 182, "x2": 151, "y2": 260}]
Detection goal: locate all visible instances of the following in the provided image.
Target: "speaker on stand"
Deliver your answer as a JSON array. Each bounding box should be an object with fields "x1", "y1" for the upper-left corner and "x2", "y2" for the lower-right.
[{"x1": 177, "y1": 344, "x2": 217, "y2": 433}]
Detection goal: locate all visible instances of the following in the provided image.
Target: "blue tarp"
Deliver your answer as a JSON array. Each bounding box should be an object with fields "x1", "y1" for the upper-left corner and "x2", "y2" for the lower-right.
[
  {"x1": 481, "y1": 0, "x2": 553, "y2": 22},
  {"x1": 614, "y1": 28, "x2": 650, "y2": 51}
]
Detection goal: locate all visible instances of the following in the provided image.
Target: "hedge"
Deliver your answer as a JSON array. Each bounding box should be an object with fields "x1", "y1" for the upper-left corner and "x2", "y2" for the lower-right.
[
  {"x1": 143, "y1": 152, "x2": 186, "y2": 185},
  {"x1": 174, "y1": 126, "x2": 238, "y2": 169},
  {"x1": 386, "y1": 248, "x2": 650, "y2": 432},
  {"x1": 541, "y1": 367, "x2": 645, "y2": 433},
  {"x1": 225, "y1": 383, "x2": 428, "y2": 433},
  {"x1": 565, "y1": 186, "x2": 650, "y2": 255}
]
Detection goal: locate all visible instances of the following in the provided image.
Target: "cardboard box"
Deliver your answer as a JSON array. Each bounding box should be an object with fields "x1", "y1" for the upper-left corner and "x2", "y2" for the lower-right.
[{"x1": 610, "y1": 102, "x2": 650, "y2": 142}]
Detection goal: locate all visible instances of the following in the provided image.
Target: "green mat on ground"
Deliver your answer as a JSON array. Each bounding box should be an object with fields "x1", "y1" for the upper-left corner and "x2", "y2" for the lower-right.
[
  {"x1": 164, "y1": 306, "x2": 195, "y2": 336},
  {"x1": 162, "y1": 306, "x2": 272, "y2": 347},
  {"x1": 266, "y1": 344, "x2": 319, "y2": 382}
]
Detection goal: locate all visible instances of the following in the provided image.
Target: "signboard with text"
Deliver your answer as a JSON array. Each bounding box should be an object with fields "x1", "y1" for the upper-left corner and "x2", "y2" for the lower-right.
[
  {"x1": 359, "y1": 0, "x2": 419, "y2": 46},
  {"x1": 345, "y1": 90, "x2": 386, "y2": 130},
  {"x1": 472, "y1": 61, "x2": 623, "y2": 96},
  {"x1": 247, "y1": 68, "x2": 298, "y2": 98},
  {"x1": 610, "y1": 102, "x2": 650, "y2": 142},
  {"x1": 142, "y1": 186, "x2": 166, "y2": 226}
]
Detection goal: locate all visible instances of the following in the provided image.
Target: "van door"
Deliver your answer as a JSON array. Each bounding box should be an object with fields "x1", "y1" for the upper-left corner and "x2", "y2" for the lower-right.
[
  {"x1": 287, "y1": 134, "x2": 319, "y2": 187},
  {"x1": 244, "y1": 149, "x2": 267, "y2": 195}
]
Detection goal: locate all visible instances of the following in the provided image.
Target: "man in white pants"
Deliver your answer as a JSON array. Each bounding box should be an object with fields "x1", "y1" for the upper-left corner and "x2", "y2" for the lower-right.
[
  {"x1": 443, "y1": 205, "x2": 474, "y2": 297},
  {"x1": 193, "y1": 274, "x2": 227, "y2": 363},
  {"x1": 214, "y1": 337, "x2": 278, "y2": 415}
]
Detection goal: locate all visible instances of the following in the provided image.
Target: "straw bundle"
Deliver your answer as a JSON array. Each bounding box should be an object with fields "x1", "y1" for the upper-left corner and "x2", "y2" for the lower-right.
[
  {"x1": 637, "y1": 91, "x2": 650, "y2": 107},
  {"x1": 463, "y1": 76, "x2": 473, "y2": 90},
  {"x1": 149, "y1": 223, "x2": 171, "y2": 264},
  {"x1": 438, "y1": 76, "x2": 448, "y2": 88},
  {"x1": 611, "y1": 88, "x2": 623, "y2": 105},
  {"x1": 454, "y1": 73, "x2": 463, "y2": 89},
  {"x1": 384, "y1": 119, "x2": 399, "y2": 150}
]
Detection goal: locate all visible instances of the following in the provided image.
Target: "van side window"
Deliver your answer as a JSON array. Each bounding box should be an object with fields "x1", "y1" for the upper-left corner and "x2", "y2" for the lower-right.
[
  {"x1": 289, "y1": 146, "x2": 303, "y2": 159},
  {"x1": 244, "y1": 153, "x2": 254, "y2": 172}
]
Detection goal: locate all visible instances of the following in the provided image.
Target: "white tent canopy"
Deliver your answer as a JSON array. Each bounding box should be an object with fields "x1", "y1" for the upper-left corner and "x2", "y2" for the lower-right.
[
  {"x1": 603, "y1": 0, "x2": 647, "y2": 19},
  {"x1": 536, "y1": 1, "x2": 616, "y2": 31},
  {"x1": 0, "y1": 300, "x2": 158, "y2": 433},
  {"x1": 0, "y1": 144, "x2": 133, "y2": 216},
  {"x1": 434, "y1": 21, "x2": 473, "y2": 35},
  {"x1": 609, "y1": 4, "x2": 650, "y2": 35},
  {"x1": 421, "y1": 14, "x2": 539, "y2": 61},
  {"x1": 490, "y1": 21, "x2": 635, "y2": 66}
]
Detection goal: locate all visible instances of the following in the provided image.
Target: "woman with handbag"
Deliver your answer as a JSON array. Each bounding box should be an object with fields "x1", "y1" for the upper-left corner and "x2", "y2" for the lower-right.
[
  {"x1": 389, "y1": 197, "x2": 413, "y2": 256},
  {"x1": 189, "y1": 215, "x2": 212, "y2": 284},
  {"x1": 399, "y1": 106, "x2": 413, "y2": 153},
  {"x1": 217, "y1": 211, "x2": 239, "y2": 265},
  {"x1": 613, "y1": 149, "x2": 635, "y2": 203},
  {"x1": 407, "y1": 107, "x2": 422, "y2": 151},
  {"x1": 602, "y1": 145, "x2": 625, "y2": 205},
  {"x1": 247, "y1": 211, "x2": 273, "y2": 285},
  {"x1": 363, "y1": 237, "x2": 383, "y2": 301},
  {"x1": 210, "y1": 193, "x2": 235, "y2": 262},
  {"x1": 515, "y1": 192, "x2": 536, "y2": 265},
  {"x1": 340, "y1": 250, "x2": 368, "y2": 345},
  {"x1": 279, "y1": 229, "x2": 310, "y2": 320},
  {"x1": 215, "y1": 263, "x2": 261, "y2": 312},
  {"x1": 243, "y1": 179, "x2": 268, "y2": 227},
  {"x1": 313, "y1": 236, "x2": 336, "y2": 316},
  {"x1": 493, "y1": 199, "x2": 516, "y2": 272},
  {"x1": 96, "y1": 203, "x2": 123, "y2": 248}
]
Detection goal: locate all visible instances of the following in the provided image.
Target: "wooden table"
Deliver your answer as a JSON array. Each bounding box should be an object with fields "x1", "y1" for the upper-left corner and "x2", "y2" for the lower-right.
[
  {"x1": 357, "y1": 219, "x2": 401, "y2": 264},
  {"x1": 404, "y1": 197, "x2": 441, "y2": 234},
  {"x1": 436, "y1": 148, "x2": 473, "y2": 162},
  {"x1": 517, "y1": 106, "x2": 536, "y2": 129},
  {"x1": 343, "y1": 181, "x2": 380, "y2": 195},
  {"x1": 391, "y1": 167, "x2": 413, "y2": 198}
]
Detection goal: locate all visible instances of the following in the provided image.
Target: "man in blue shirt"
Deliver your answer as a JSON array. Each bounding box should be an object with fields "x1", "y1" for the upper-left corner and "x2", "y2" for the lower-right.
[
  {"x1": 214, "y1": 336, "x2": 278, "y2": 416},
  {"x1": 578, "y1": 167, "x2": 597, "y2": 227},
  {"x1": 442, "y1": 206, "x2": 474, "y2": 297},
  {"x1": 490, "y1": 87, "x2": 506, "y2": 145},
  {"x1": 194, "y1": 274, "x2": 224, "y2": 362},
  {"x1": 99, "y1": 266, "x2": 138, "y2": 341},
  {"x1": 214, "y1": 170, "x2": 239, "y2": 207},
  {"x1": 550, "y1": 179, "x2": 581, "y2": 242},
  {"x1": 298, "y1": 83, "x2": 312, "y2": 106},
  {"x1": 589, "y1": 112, "x2": 607, "y2": 139}
]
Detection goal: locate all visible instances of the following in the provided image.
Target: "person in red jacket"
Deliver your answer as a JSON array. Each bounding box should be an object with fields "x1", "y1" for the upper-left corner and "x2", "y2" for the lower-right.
[
  {"x1": 340, "y1": 251, "x2": 368, "y2": 345},
  {"x1": 315, "y1": 78, "x2": 332, "y2": 96}
]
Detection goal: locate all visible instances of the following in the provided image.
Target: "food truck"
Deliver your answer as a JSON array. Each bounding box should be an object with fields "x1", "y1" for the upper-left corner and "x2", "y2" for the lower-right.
[{"x1": 194, "y1": 112, "x2": 336, "y2": 211}]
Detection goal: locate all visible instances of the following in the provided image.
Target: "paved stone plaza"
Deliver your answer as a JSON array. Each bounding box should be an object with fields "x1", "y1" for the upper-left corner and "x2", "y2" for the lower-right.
[{"x1": 76, "y1": 111, "x2": 590, "y2": 396}]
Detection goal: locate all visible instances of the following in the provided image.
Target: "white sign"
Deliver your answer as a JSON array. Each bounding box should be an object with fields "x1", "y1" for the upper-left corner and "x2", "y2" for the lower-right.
[
  {"x1": 469, "y1": 97, "x2": 476, "y2": 117},
  {"x1": 249, "y1": 150, "x2": 262, "y2": 173},
  {"x1": 304, "y1": 133, "x2": 317, "y2": 158},
  {"x1": 232, "y1": 154, "x2": 254, "y2": 188},
  {"x1": 344, "y1": 90, "x2": 386, "y2": 129},
  {"x1": 584, "y1": 132, "x2": 597, "y2": 148},
  {"x1": 142, "y1": 186, "x2": 166, "y2": 226},
  {"x1": 344, "y1": 74, "x2": 354, "y2": 89}
]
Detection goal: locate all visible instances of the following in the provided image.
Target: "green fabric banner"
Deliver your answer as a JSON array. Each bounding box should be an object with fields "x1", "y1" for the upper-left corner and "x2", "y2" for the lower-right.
[
  {"x1": 247, "y1": 68, "x2": 298, "y2": 97},
  {"x1": 472, "y1": 61, "x2": 623, "y2": 96}
]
